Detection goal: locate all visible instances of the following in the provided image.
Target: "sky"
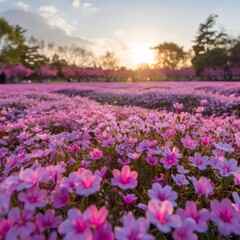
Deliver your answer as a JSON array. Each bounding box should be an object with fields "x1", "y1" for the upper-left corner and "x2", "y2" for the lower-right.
[{"x1": 0, "y1": 0, "x2": 240, "y2": 68}]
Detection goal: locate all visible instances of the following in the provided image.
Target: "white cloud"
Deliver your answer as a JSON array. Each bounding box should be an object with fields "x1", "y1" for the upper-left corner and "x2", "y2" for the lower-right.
[
  {"x1": 16, "y1": 2, "x2": 29, "y2": 11},
  {"x1": 38, "y1": 6, "x2": 74, "y2": 35},
  {"x1": 39, "y1": 5, "x2": 58, "y2": 15},
  {"x1": 72, "y1": 0, "x2": 80, "y2": 8},
  {"x1": 0, "y1": 9, "x2": 92, "y2": 47},
  {"x1": 0, "y1": 0, "x2": 6, "y2": 3},
  {"x1": 82, "y1": 2, "x2": 98, "y2": 12}
]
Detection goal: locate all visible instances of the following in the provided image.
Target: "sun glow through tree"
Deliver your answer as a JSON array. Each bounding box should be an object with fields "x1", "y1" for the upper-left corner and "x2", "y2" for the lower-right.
[{"x1": 130, "y1": 42, "x2": 155, "y2": 67}]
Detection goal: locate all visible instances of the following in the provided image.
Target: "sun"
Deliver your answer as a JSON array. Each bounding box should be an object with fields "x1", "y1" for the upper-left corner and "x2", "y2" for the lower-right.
[{"x1": 130, "y1": 42, "x2": 155, "y2": 67}]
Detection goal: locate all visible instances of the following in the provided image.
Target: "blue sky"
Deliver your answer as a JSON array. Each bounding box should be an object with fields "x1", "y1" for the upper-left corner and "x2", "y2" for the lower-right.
[{"x1": 0, "y1": 0, "x2": 240, "y2": 68}]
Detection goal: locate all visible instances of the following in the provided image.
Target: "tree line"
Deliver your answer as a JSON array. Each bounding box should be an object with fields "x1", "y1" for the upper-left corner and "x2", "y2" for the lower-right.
[{"x1": 0, "y1": 14, "x2": 240, "y2": 82}]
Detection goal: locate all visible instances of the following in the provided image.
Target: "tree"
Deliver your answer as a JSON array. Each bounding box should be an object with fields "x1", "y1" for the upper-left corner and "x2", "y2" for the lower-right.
[
  {"x1": 192, "y1": 14, "x2": 229, "y2": 75},
  {"x1": 99, "y1": 51, "x2": 119, "y2": 70},
  {"x1": 152, "y1": 42, "x2": 186, "y2": 70},
  {"x1": 98, "y1": 51, "x2": 119, "y2": 81},
  {"x1": 229, "y1": 39, "x2": 240, "y2": 66},
  {"x1": 0, "y1": 18, "x2": 27, "y2": 65}
]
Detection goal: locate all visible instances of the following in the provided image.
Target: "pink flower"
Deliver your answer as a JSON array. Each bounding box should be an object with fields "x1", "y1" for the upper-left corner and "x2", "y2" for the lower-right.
[
  {"x1": 94, "y1": 222, "x2": 114, "y2": 240},
  {"x1": 196, "y1": 106, "x2": 205, "y2": 113},
  {"x1": 188, "y1": 152, "x2": 209, "y2": 170},
  {"x1": 36, "y1": 210, "x2": 62, "y2": 232},
  {"x1": 181, "y1": 135, "x2": 198, "y2": 150},
  {"x1": 89, "y1": 148, "x2": 103, "y2": 160},
  {"x1": 60, "y1": 172, "x2": 79, "y2": 192},
  {"x1": 68, "y1": 144, "x2": 79, "y2": 152},
  {"x1": 173, "y1": 102, "x2": 183, "y2": 110},
  {"x1": 86, "y1": 205, "x2": 108, "y2": 228},
  {"x1": 146, "y1": 199, "x2": 181, "y2": 233},
  {"x1": 127, "y1": 152, "x2": 141, "y2": 161},
  {"x1": 210, "y1": 199, "x2": 240, "y2": 236},
  {"x1": 172, "y1": 218, "x2": 198, "y2": 240},
  {"x1": 233, "y1": 172, "x2": 240, "y2": 185},
  {"x1": 18, "y1": 186, "x2": 47, "y2": 210},
  {"x1": 111, "y1": 165, "x2": 138, "y2": 190},
  {"x1": 76, "y1": 171, "x2": 102, "y2": 196},
  {"x1": 189, "y1": 176, "x2": 214, "y2": 198},
  {"x1": 148, "y1": 183, "x2": 178, "y2": 206},
  {"x1": 201, "y1": 136, "x2": 212, "y2": 145},
  {"x1": 122, "y1": 194, "x2": 138, "y2": 205},
  {"x1": 18, "y1": 167, "x2": 49, "y2": 190},
  {"x1": 177, "y1": 201, "x2": 209, "y2": 232},
  {"x1": 58, "y1": 208, "x2": 92, "y2": 240},
  {"x1": 115, "y1": 212, "x2": 154, "y2": 240},
  {"x1": 0, "y1": 219, "x2": 13, "y2": 240},
  {"x1": 160, "y1": 146, "x2": 182, "y2": 169}
]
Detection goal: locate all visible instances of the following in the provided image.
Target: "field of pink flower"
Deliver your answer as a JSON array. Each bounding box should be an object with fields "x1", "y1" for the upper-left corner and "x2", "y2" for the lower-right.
[{"x1": 0, "y1": 82, "x2": 240, "y2": 240}]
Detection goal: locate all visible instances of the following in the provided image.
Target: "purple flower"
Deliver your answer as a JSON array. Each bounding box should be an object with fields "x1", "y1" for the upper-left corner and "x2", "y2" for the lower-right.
[
  {"x1": 60, "y1": 172, "x2": 79, "y2": 192},
  {"x1": 210, "y1": 199, "x2": 240, "y2": 236},
  {"x1": 136, "y1": 140, "x2": 150, "y2": 152},
  {"x1": 94, "y1": 222, "x2": 114, "y2": 240},
  {"x1": 189, "y1": 176, "x2": 214, "y2": 198},
  {"x1": 146, "y1": 199, "x2": 181, "y2": 233},
  {"x1": 160, "y1": 146, "x2": 182, "y2": 169},
  {"x1": 115, "y1": 212, "x2": 154, "y2": 240},
  {"x1": 76, "y1": 171, "x2": 102, "y2": 196},
  {"x1": 146, "y1": 154, "x2": 158, "y2": 165},
  {"x1": 181, "y1": 135, "x2": 198, "y2": 150},
  {"x1": 122, "y1": 194, "x2": 138, "y2": 205},
  {"x1": 172, "y1": 174, "x2": 189, "y2": 186},
  {"x1": 111, "y1": 165, "x2": 138, "y2": 190},
  {"x1": 212, "y1": 142, "x2": 234, "y2": 153},
  {"x1": 18, "y1": 186, "x2": 47, "y2": 210},
  {"x1": 172, "y1": 218, "x2": 198, "y2": 240},
  {"x1": 148, "y1": 183, "x2": 178, "y2": 206},
  {"x1": 58, "y1": 208, "x2": 92, "y2": 240},
  {"x1": 95, "y1": 166, "x2": 108, "y2": 179},
  {"x1": 177, "y1": 165, "x2": 190, "y2": 174},
  {"x1": 36, "y1": 210, "x2": 62, "y2": 232},
  {"x1": 0, "y1": 219, "x2": 13, "y2": 239},
  {"x1": 216, "y1": 158, "x2": 239, "y2": 177},
  {"x1": 232, "y1": 192, "x2": 240, "y2": 212},
  {"x1": 173, "y1": 102, "x2": 183, "y2": 110},
  {"x1": 18, "y1": 167, "x2": 49, "y2": 190},
  {"x1": 53, "y1": 188, "x2": 69, "y2": 209},
  {"x1": 89, "y1": 148, "x2": 103, "y2": 160},
  {"x1": 234, "y1": 172, "x2": 240, "y2": 185},
  {"x1": 188, "y1": 152, "x2": 209, "y2": 170},
  {"x1": 127, "y1": 152, "x2": 141, "y2": 161},
  {"x1": 6, "y1": 207, "x2": 35, "y2": 240},
  {"x1": 177, "y1": 201, "x2": 209, "y2": 232},
  {"x1": 0, "y1": 193, "x2": 10, "y2": 216},
  {"x1": 86, "y1": 205, "x2": 108, "y2": 228}
]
